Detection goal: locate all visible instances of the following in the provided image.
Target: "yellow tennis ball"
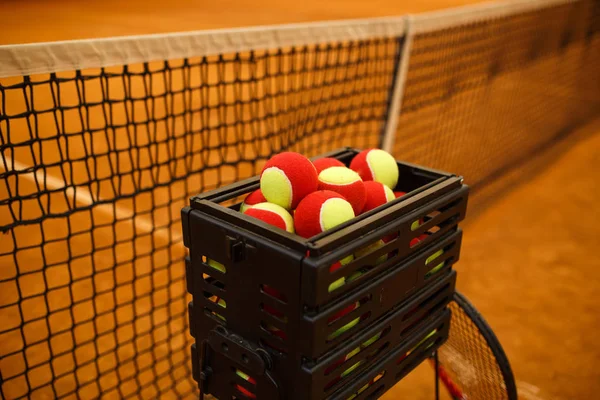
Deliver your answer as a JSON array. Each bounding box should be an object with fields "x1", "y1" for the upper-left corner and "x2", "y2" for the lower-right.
[
  {"x1": 355, "y1": 239, "x2": 388, "y2": 265},
  {"x1": 350, "y1": 149, "x2": 399, "y2": 189},
  {"x1": 328, "y1": 254, "x2": 355, "y2": 293},
  {"x1": 340, "y1": 360, "x2": 363, "y2": 378},
  {"x1": 207, "y1": 259, "x2": 226, "y2": 273},
  {"x1": 328, "y1": 316, "x2": 360, "y2": 341},
  {"x1": 361, "y1": 332, "x2": 382, "y2": 348},
  {"x1": 425, "y1": 249, "x2": 445, "y2": 278}
]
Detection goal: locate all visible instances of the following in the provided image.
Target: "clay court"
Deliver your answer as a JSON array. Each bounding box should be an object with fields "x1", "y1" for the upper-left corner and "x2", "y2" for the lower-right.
[{"x1": 1, "y1": 0, "x2": 599, "y2": 399}]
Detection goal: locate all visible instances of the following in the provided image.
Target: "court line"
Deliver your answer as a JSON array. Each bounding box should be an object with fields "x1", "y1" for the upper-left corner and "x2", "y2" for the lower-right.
[{"x1": 1, "y1": 157, "x2": 172, "y2": 241}]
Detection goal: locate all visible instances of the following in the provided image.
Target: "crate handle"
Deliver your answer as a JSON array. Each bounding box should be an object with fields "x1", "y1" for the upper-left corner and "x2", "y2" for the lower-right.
[
  {"x1": 202, "y1": 326, "x2": 282, "y2": 398},
  {"x1": 208, "y1": 326, "x2": 270, "y2": 374}
]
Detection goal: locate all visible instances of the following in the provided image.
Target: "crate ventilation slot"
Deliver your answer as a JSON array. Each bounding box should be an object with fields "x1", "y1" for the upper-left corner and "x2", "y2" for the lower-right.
[
  {"x1": 347, "y1": 371, "x2": 385, "y2": 400},
  {"x1": 325, "y1": 326, "x2": 391, "y2": 376},
  {"x1": 233, "y1": 368, "x2": 256, "y2": 399}
]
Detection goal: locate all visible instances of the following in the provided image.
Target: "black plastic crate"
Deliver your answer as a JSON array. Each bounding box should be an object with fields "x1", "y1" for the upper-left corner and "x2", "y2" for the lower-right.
[
  {"x1": 194, "y1": 272, "x2": 454, "y2": 400},
  {"x1": 181, "y1": 147, "x2": 469, "y2": 399}
]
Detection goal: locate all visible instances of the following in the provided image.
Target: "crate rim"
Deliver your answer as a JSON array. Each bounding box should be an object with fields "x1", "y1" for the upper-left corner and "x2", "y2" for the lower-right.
[{"x1": 187, "y1": 147, "x2": 465, "y2": 253}]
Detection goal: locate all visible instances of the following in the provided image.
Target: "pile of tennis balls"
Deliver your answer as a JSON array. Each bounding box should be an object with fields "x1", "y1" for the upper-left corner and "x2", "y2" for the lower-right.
[{"x1": 241, "y1": 148, "x2": 401, "y2": 238}]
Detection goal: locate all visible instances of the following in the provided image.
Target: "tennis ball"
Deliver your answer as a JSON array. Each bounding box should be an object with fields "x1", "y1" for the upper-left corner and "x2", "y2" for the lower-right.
[
  {"x1": 313, "y1": 157, "x2": 345, "y2": 174},
  {"x1": 361, "y1": 332, "x2": 382, "y2": 348},
  {"x1": 355, "y1": 240, "x2": 388, "y2": 265},
  {"x1": 350, "y1": 149, "x2": 399, "y2": 189},
  {"x1": 345, "y1": 269, "x2": 365, "y2": 284},
  {"x1": 328, "y1": 316, "x2": 360, "y2": 340},
  {"x1": 294, "y1": 191, "x2": 355, "y2": 238},
  {"x1": 236, "y1": 370, "x2": 257, "y2": 385},
  {"x1": 409, "y1": 233, "x2": 429, "y2": 247},
  {"x1": 425, "y1": 249, "x2": 445, "y2": 278},
  {"x1": 265, "y1": 324, "x2": 287, "y2": 340},
  {"x1": 260, "y1": 152, "x2": 318, "y2": 209},
  {"x1": 215, "y1": 297, "x2": 226, "y2": 308},
  {"x1": 328, "y1": 254, "x2": 354, "y2": 293},
  {"x1": 348, "y1": 382, "x2": 370, "y2": 400},
  {"x1": 361, "y1": 181, "x2": 395, "y2": 213},
  {"x1": 240, "y1": 189, "x2": 267, "y2": 213},
  {"x1": 318, "y1": 167, "x2": 366, "y2": 215},
  {"x1": 262, "y1": 285, "x2": 286, "y2": 301},
  {"x1": 208, "y1": 296, "x2": 227, "y2": 321},
  {"x1": 326, "y1": 329, "x2": 380, "y2": 377},
  {"x1": 426, "y1": 249, "x2": 444, "y2": 265},
  {"x1": 394, "y1": 191, "x2": 406, "y2": 198},
  {"x1": 234, "y1": 373, "x2": 257, "y2": 400},
  {"x1": 261, "y1": 284, "x2": 287, "y2": 321},
  {"x1": 328, "y1": 301, "x2": 360, "y2": 324},
  {"x1": 327, "y1": 301, "x2": 360, "y2": 343},
  {"x1": 244, "y1": 202, "x2": 294, "y2": 233},
  {"x1": 325, "y1": 343, "x2": 361, "y2": 375},
  {"x1": 340, "y1": 360, "x2": 363, "y2": 378},
  {"x1": 206, "y1": 258, "x2": 226, "y2": 273}
]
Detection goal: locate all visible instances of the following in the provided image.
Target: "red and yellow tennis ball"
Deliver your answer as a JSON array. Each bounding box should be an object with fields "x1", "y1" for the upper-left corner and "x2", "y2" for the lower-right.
[
  {"x1": 325, "y1": 330, "x2": 382, "y2": 379},
  {"x1": 244, "y1": 202, "x2": 294, "y2": 233},
  {"x1": 329, "y1": 254, "x2": 354, "y2": 293},
  {"x1": 313, "y1": 157, "x2": 345, "y2": 174},
  {"x1": 265, "y1": 324, "x2": 287, "y2": 340},
  {"x1": 235, "y1": 370, "x2": 257, "y2": 399},
  {"x1": 362, "y1": 181, "x2": 395, "y2": 213},
  {"x1": 294, "y1": 191, "x2": 355, "y2": 238},
  {"x1": 318, "y1": 167, "x2": 366, "y2": 215},
  {"x1": 328, "y1": 301, "x2": 360, "y2": 325},
  {"x1": 240, "y1": 189, "x2": 267, "y2": 213},
  {"x1": 260, "y1": 152, "x2": 318, "y2": 210},
  {"x1": 350, "y1": 149, "x2": 399, "y2": 189}
]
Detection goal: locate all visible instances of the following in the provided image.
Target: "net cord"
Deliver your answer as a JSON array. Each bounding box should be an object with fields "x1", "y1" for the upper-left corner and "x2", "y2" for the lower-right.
[{"x1": 0, "y1": 17, "x2": 406, "y2": 78}]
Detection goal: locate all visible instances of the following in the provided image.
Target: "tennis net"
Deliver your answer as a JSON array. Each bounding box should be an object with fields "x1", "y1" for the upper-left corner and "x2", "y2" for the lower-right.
[{"x1": 0, "y1": 0, "x2": 598, "y2": 399}]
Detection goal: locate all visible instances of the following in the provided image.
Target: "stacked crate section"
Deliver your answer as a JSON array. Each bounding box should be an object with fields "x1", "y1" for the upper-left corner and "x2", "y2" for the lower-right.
[{"x1": 182, "y1": 148, "x2": 468, "y2": 400}]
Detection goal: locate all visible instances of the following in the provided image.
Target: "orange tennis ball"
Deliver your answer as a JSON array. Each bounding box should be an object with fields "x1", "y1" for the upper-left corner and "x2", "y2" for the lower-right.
[
  {"x1": 318, "y1": 167, "x2": 366, "y2": 215},
  {"x1": 313, "y1": 157, "x2": 345, "y2": 174},
  {"x1": 260, "y1": 152, "x2": 318, "y2": 210},
  {"x1": 362, "y1": 181, "x2": 395, "y2": 213},
  {"x1": 294, "y1": 191, "x2": 355, "y2": 238},
  {"x1": 240, "y1": 189, "x2": 267, "y2": 213},
  {"x1": 244, "y1": 203, "x2": 295, "y2": 233},
  {"x1": 394, "y1": 191, "x2": 406, "y2": 198},
  {"x1": 350, "y1": 149, "x2": 399, "y2": 189}
]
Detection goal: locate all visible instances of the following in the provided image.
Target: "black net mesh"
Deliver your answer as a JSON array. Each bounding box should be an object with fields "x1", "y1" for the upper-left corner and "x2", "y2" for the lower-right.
[
  {"x1": 393, "y1": 0, "x2": 600, "y2": 189},
  {"x1": 436, "y1": 292, "x2": 517, "y2": 400},
  {"x1": 0, "y1": 39, "x2": 401, "y2": 399}
]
